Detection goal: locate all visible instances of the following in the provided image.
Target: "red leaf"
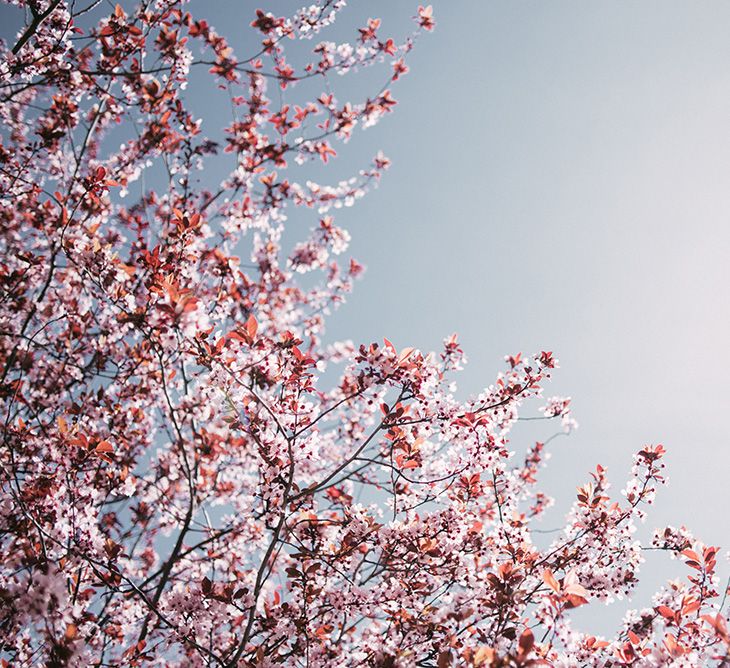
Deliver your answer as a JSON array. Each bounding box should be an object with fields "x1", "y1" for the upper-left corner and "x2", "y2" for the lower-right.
[
  {"x1": 518, "y1": 628, "x2": 534, "y2": 656},
  {"x1": 95, "y1": 440, "x2": 114, "y2": 462},
  {"x1": 681, "y1": 548, "x2": 700, "y2": 562},
  {"x1": 656, "y1": 605, "x2": 675, "y2": 621},
  {"x1": 397, "y1": 346, "x2": 416, "y2": 366},
  {"x1": 437, "y1": 651, "x2": 452, "y2": 668},
  {"x1": 542, "y1": 568, "x2": 560, "y2": 594},
  {"x1": 244, "y1": 314, "x2": 258, "y2": 342}
]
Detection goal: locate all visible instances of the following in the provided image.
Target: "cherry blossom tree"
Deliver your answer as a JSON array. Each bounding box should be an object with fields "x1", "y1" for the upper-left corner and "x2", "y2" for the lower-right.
[{"x1": 0, "y1": 1, "x2": 728, "y2": 666}]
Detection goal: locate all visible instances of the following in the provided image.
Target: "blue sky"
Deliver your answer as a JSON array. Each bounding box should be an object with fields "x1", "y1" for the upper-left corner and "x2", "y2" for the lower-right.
[
  {"x1": 266, "y1": 0, "x2": 730, "y2": 621},
  {"x1": 257, "y1": 1, "x2": 730, "y2": 549}
]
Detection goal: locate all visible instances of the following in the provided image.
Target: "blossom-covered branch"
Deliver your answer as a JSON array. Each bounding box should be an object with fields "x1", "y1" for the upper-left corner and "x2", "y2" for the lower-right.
[{"x1": 0, "y1": 1, "x2": 727, "y2": 666}]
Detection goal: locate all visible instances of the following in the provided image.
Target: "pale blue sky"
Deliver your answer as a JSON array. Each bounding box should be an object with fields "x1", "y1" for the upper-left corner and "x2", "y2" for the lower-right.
[
  {"x1": 259, "y1": 1, "x2": 730, "y2": 620},
  {"x1": 259, "y1": 0, "x2": 730, "y2": 545},
  {"x1": 311, "y1": 1, "x2": 730, "y2": 625}
]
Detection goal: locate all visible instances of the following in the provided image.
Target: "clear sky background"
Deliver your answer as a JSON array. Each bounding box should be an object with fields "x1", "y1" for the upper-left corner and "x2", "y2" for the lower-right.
[
  {"x1": 195, "y1": 0, "x2": 730, "y2": 626},
  {"x1": 263, "y1": 1, "x2": 730, "y2": 622},
  {"x1": 265, "y1": 1, "x2": 730, "y2": 545},
  {"x1": 3, "y1": 0, "x2": 729, "y2": 630}
]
